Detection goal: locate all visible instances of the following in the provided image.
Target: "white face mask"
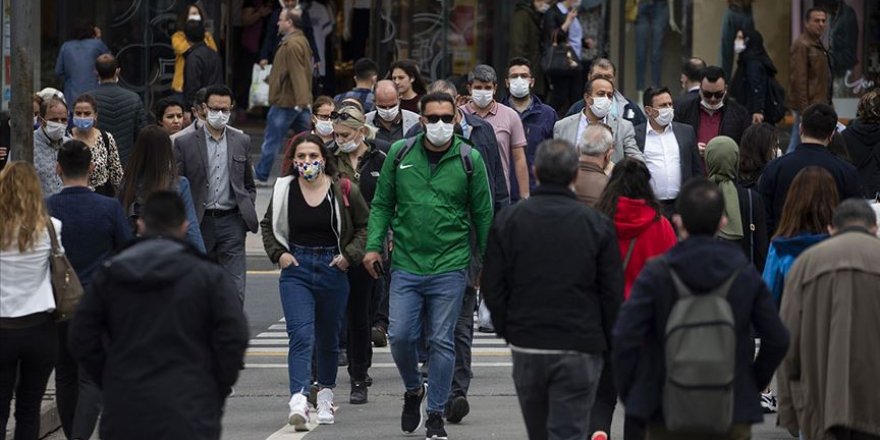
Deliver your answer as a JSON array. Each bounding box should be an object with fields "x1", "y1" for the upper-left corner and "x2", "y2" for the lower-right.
[
  {"x1": 701, "y1": 98, "x2": 725, "y2": 112},
  {"x1": 654, "y1": 107, "x2": 674, "y2": 126},
  {"x1": 471, "y1": 89, "x2": 494, "y2": 109},
  {"x1": 377, "y1": 104, "x2": 400, "y2": 122},
  {"x1": 425, "y1": 121, "x2": 455, "y2": 146},
  {"x1": 508, "y1": 78, "x2": 531, "y2": 99},
  {"x1": 590, "y1": 96, "x2": 613, "y2": 118},
  {"x1": 734, "y1": 40, "x2": 746, "y2": 54},
  {"x1": 206, "y1": 110, "x2": 230, "y2": 130},
  {"x1": 188, "y1": 14, "x2": 202, "y2": 22},
  {"x1": 44, "y1": 121, "x2": 66, "y2": 142},
  {"x1": 337, "y1": 136, "x2": 361, "y2": 153},
  {"x1": 315, "y1": 119, "x2": 334, "y2": 136},
  {"x1": 536, "y1": 3, "x2": 551, "y2": 13}
]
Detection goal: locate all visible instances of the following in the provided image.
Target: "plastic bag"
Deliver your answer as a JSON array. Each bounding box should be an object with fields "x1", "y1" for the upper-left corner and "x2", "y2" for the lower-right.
[
  {"x1": 248, "y1": 64, "x2": 272, "y2": 110},
  {"x1": 477, "y1": 288, "x2": 495, "y2": 333}
]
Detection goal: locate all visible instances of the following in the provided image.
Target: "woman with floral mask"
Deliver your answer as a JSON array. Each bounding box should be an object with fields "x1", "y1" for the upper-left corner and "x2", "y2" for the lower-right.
[
  {"x1": 280, "y1": 96, "x2": 336, "y2": 176},
  {"x1": 329, "y1": 105, "x2": 387, "y2": 404},
  {"x1": 69, "y1": 94, "x2": 123, "y2": 197},
  {"x1": 260, "y1": 134, "x2": 369, "y2": 430}
]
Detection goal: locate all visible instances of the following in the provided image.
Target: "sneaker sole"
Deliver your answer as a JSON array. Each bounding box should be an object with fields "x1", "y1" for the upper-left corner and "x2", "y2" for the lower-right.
[
  {"x1": 288, "y1": 413, "x2": 309, "y2": 431},
  {"x1": 426, "y1": 436, "x2": 449, "y2": 440},
  {"x1": 317, "y1": 418, "x2": 335, "y2": 425}
]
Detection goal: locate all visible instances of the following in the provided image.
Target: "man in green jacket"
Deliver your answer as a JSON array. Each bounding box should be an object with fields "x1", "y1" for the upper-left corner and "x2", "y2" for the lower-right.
[{"x1": 363, "y1": 92, "x2": 493, "y2": 440}]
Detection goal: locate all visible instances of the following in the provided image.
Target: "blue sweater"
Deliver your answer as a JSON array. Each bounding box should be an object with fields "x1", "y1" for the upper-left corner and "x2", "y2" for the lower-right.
[{"x1": 46, "y1": 186, "x2": 133, "y2": 287}]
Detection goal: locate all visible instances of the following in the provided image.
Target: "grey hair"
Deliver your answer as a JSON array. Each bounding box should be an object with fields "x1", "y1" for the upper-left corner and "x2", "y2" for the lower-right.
[
  {"x1": 428, "y1": 79, "x2": 459, "y2": 98},
  {"x1": 534, "y1": 139, "x2": 579, "y2": 186},
  {"x1": 579, "y1": 124, "x2": 614, "y2": 156},
  {"x1": 468, "y1": 64, "x2": 497, "y2": 84},
  {"x1": 832, "y1": 198, "x2": 878, "y2": 230}
]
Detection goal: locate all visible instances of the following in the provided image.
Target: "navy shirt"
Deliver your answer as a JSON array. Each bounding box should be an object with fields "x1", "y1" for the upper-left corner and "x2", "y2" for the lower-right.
[
  {"x1": 501, "y1": 94, "x2": 558, "y2": 198},
  {"x1": 46, "y1": 186, "x2": 133, "y2": 287}
]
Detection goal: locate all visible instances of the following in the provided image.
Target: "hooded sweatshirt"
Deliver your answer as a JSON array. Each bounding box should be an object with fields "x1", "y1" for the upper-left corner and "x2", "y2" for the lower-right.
[
  {"x1": 613, "y1": 196, "x2": 678, "y2": 299},
  {"x1": 842, "y1": 118, "x2": 880, "y2": 198},
  {"x1": 762, "y1": 233, "x2": 827, "y2": 306}
]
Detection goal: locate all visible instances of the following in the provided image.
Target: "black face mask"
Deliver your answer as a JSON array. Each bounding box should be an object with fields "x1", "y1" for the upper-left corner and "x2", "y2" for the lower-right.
[{"x1": 184, "y1": 20, "x2": 206, "y2": 43}]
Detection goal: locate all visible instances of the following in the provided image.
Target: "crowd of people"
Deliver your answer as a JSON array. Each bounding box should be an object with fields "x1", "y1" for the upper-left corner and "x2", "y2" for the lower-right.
[{"x1": 2, "y1": 2, "x2": 880, "y2": 440}]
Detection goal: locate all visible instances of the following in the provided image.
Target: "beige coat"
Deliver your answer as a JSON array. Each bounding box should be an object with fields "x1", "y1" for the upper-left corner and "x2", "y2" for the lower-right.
[
  {"x1": 777, "y1": 229, "x2": 880, "y2": 440},
  {"x1": 268, "y1": 29, "x2": 313, "y2": 108}
]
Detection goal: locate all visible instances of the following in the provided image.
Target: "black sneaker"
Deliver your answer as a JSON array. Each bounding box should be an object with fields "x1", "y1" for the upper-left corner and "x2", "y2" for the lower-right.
[
  {"x1": 401, "y1": 384, "x2": 427, "y2": 433},
  {"x1": 445, "y1": 395, "x2": 469, "y2": 423},
  {"x1": 365, "y1": 374, "x2": 373, "y2": 387},
  {"x1": 350, "y1": 381, "x2": 368, "y2": 405},
  {"x1": 371, "y1": 325, "x2": 388, "y2": 347},
  {"x1": 425, "y1": 412, "x2": 448, "y2": 439}
]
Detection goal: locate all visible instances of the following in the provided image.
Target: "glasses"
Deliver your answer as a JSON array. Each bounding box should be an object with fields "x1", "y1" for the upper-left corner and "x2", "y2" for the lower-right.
[
  {"x1": 701, "y1": 90, "x2": 725, "y2": 100},
  {"x1": 331, "y1": 111, "x2": 363, "y2": 123},
  {"x1": 314, "y1": 113, "x2": 333, "y2": 121},
  {"x1": 424, "y1": 114, "x2": 455, "y2": 124},
  {"x1": 206, "y1": 106, "x2": 232, "y2": 114}
]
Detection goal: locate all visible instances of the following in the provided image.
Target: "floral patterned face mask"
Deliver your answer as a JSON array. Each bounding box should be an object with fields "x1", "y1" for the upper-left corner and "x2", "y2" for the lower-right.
[{"x1": 296, "y1": 160, "x2": 324, "y2": 181}]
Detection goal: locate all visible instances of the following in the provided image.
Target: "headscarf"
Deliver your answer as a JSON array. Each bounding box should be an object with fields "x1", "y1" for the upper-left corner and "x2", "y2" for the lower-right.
[
  {"x1": 706, "y1": 136, "x2": 743, "y2": 240},
  {"x1": 738, "y1": 28, "x2": 777, "y2": 76}
]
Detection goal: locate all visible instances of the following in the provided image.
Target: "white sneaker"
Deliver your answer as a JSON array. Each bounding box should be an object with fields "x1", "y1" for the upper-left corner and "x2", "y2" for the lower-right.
[
  {"x1": 760, "y1": 390, "x2": 777, "y2": 413},
  {"x1": 316, "y1": 388, "x2": 335, "y2": 425},
  {"x1": 288, "y1": 393, "x2": 310, "y2": 431}
]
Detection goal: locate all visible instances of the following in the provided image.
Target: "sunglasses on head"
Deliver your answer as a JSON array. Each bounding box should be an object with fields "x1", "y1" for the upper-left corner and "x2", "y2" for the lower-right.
[
  {"x1": 331, "y1": 111, "x2": 363, "y2": 123},
  {"x1": 701, "y1": 90, "x2": 725, "y2": 100},
  {"x1": 424, "y1": 114, "x2": 455, "y2": 124}
]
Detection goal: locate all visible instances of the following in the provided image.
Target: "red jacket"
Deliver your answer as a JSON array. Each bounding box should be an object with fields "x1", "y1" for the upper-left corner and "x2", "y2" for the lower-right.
[{"x1": 613, "y1": 196, "x2": 677, "y2": 299}]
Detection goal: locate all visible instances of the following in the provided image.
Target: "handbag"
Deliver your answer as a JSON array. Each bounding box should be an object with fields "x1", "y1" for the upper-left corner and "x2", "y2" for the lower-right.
[
  {"x1": 46, "y1": 218, "x2": 84, "y2": 321},
  {"x1": 541, "y1": 30, "x2": 581, "y2": 76},
  {"x1": 93, "y1": 130, "x2": 116, "y2": 198}
]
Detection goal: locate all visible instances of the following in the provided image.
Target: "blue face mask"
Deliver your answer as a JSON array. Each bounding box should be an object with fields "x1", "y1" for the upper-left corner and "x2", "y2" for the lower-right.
[{"x1": 73, "y1": 117, "x2": 95, "y2": 130}]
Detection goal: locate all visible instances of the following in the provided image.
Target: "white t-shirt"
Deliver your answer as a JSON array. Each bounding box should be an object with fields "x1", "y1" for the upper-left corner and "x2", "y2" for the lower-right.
[{"x1": 0, "y1": 218, "x2": 61, "y2": 318}]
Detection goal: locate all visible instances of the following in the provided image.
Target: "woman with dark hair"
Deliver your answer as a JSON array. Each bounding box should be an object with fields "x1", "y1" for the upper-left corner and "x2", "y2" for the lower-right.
[
  {"x1": 738, "y1": 123, "x2": 779, "y2": 188},
  {"x1": 843, "y1": 89, "x2": 880, "y2": 198},
  {"x1": 592, "y1": 158, "x2": 676, "y2": 439},
  {"x1": 0, "y1": 162, "x2": 59, "y2": 440},
  {"x1": 118, "y1": 126, "x2": 205, "y2": 253},
  {"x1": 762, "y1": 166, "x2": 838, "y2": 306},
  {"x1": 280, "y1": 96, "x2": 337, "y2": 176},
  {"x1": 260, "y1": 134, "x2": 369, "y2": 430},
  {"x1": 55, "y1": 21, "x2": 109, "y2": 104},
  {"x1": 730, "y1": 27, "x2": 779, "y2": 124},
  {"x1": 171, "y1": 4, "x2": 219, "y2": 96},
  {"x1": 389, "y1": 60, "x2": 427, "y2": 114},
  {"x1": 154, "y1": 98, "x2": 186, "y2": 136},
  {"x1": 69, "y1": 94, "x2": 123, "y2": 197},
  {"x1": 706, "y1": 136, "x2": 768, "y2": 272}
]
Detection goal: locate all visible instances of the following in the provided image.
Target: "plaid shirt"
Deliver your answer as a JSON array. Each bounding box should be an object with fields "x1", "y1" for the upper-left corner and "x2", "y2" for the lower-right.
[{"x1": 334, "y1": 88, "x2": 375, "y2": 113}]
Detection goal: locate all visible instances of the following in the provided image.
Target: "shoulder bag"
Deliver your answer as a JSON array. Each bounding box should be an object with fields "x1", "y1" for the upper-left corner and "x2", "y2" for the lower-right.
[
  {"x1": 541, "y1": 30, "x2": 581, "y2": 76},
  {"x1": 46, "y1": 218, "x2": 84, "y2": 321}
]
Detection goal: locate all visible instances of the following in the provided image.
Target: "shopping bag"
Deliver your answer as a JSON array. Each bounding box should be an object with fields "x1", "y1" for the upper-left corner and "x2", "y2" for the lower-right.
[
  {"x1": 249, "y1": 63, "x2": 272, "y2": 109},
  {"x1": 477, "y1": 288, "x2": 495, "y2": 333}
]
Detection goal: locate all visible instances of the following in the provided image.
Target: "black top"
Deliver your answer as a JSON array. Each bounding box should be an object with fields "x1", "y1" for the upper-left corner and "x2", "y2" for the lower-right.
[
  {"x1": 288, "y1": 179, "x2": 337, "y2": 247},
  {"x1": 375, "y1": 118, "x2": 404, "y2": 146},
  {"x1": 425, "y1": 148, "x2": 446, "y2": 169}
]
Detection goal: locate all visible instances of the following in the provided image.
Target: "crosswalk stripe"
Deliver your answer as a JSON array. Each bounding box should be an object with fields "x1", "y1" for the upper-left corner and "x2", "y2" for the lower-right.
[
  {"x1": 247, "y1": 362, "x2": 513, "y2": 369},
  {"x1": 246, "y1": 346, "x2": 511, "y2": 355}
]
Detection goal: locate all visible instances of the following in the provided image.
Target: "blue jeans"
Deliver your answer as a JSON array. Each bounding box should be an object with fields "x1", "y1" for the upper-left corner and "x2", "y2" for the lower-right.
[
  {"x1": 635, "y1": 0, "x2": 668, "y2": 91},
  {"x1": 255, "y1": 106, "x2": 311, "y2": 181},
  {"x1": 279, "y1": 245, "x2": 349, "y2": 395},
  {"x1": 389, "y1": 269, "x2": 466, "y2": 414},
  {"x1": 788, "y1": 111, "x2": 801, "y2": 154}
]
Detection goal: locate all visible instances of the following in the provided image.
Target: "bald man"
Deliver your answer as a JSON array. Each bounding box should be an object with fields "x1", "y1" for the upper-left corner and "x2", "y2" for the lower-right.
[{"x1": 364, "y1": 80, "x2": 420, "y2": 146}]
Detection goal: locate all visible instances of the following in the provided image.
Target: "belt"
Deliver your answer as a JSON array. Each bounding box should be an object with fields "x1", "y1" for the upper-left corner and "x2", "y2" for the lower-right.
[{"x1": 204, "y1": 207, "x2": 239, "y2": 217}]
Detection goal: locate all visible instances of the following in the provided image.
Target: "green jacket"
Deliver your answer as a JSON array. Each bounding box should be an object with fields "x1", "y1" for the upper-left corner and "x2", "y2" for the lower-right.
[
  {"x1": 261, "y1": 176, "x2": 369, "y2": 265},
  {"x1": 366, "y1": 134, "x2": 494, "y2": 275}
]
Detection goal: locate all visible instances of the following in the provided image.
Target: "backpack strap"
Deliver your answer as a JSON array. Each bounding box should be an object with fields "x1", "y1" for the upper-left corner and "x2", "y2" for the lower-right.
[
  {"x1": 393, "y1": 136, "x2": 419, "y2": 169},
  {"x1": 339, "y1": 178, "x2": 351, "y2": 207},
  {"x1": 710, "y1": 266, "x2": 746, "y2": 299},
  {"x1": 622, "y1": 237, "x2": 637, "y2": 270},
  {"x1": 459, "y1": 142, "x2": 474, "y2": 177},
  {"x1": 663, "y1": 258, "x2": 746, "y2": 299}
]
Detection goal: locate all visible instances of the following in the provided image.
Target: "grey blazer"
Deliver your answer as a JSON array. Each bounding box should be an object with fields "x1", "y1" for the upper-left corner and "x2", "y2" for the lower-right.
[
  {"x1": 173, "y1": 125, "x2": 258, "y2": 233},
  {"x1": 553, "y1": 111, "x2": 644, "y2": 163},
  {"x1": 633, "y1": 121, "x2": 705, "y2": 185},
  {"x1": 365, "y1": 109, "x2": 420, "y2": 136}
]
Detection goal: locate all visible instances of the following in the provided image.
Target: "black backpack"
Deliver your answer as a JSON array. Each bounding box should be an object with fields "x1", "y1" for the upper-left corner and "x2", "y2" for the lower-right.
[{"x1": 763, "y1": 76, "x2": 787, "y2": 125}]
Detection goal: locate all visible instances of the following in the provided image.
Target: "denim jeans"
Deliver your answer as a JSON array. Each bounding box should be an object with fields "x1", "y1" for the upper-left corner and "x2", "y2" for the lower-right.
[
  {"x1": 788, "y1": 111, "x2": 801, "y2": 154},
  {"x1": 388, "y1": 269, "x2": 466, "y2": 414},
  {"x1": 635, "y1": 0, "x2": 668, "y2": 91},
  {"x1": 255, "y1": 105, "x2": 311, "y2": 181},
  {"x1": 512, "y1": 350, "x2": 604, "y2": 440},
  {"x1": 279, "y1": 245, "x2": 349, "y2": 395}
]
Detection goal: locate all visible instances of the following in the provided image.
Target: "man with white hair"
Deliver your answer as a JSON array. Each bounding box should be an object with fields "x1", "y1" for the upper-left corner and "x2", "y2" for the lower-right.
[{"x1": 574, "y1": 124, "x2": 614, "y2": 207}]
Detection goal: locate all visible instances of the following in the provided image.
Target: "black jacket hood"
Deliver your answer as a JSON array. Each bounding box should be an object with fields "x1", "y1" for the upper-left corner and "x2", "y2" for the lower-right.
[
  {"x1": 666, "y1": 235, "x2": 749, "y2": 291},
  {"x1": 103, "y1": 237, "x2": 206, "y2": 290}
]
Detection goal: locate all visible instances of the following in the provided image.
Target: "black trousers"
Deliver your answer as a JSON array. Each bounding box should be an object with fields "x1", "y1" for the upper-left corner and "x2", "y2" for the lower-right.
[
  {"x1": 450, "y1": 286, "x2": 477, "y2": 399},
  {"x1": 55, "y1": 321, "x2": 103, "y2": 440},
  {"x1": 590, "y1": 352, "x2": 646, "y2": 440},
  {"x1": 0, "y1": 315, "x2": 57, "y2": 440},
  {"x1": 346, "y1": 264, "x2": 376, "y2": 382}
]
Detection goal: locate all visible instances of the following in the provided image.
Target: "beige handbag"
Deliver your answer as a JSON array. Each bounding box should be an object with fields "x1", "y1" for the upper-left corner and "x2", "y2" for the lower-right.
[{"x1": 46, "y1": 218, "x2": 84, "y2": 321}]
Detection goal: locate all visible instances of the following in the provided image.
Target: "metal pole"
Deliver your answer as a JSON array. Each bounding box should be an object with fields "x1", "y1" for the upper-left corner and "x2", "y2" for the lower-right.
[{"x1": 10, "y1": 0, "x2": 34, "y2": 163}]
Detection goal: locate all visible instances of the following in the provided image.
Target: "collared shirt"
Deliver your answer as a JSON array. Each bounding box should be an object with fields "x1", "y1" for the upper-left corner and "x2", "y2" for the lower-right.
[
  {"x1": 644, "y1": 123, "x2": 682, "y2": 200},
  {"x1": 204, "y1": 129, "x2": 235, "y2": 210},
  {"x1": 557, "y1": 3, "x2": 583, "y2": 59},
  {"x1": 697, "y1": 107, "x2": 724, "y2": 145},
  {"x1": 462, "y1": 101, "x2": 527, "y2": 192}
]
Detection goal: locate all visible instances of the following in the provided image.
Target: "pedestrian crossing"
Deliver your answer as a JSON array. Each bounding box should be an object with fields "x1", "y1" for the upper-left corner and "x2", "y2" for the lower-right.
[{"x1": 245, "y1": 318, "x2": 512, "y2": 369}]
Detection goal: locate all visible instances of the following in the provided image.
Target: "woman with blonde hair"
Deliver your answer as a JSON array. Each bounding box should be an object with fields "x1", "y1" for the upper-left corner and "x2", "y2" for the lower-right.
[
  {"x1": 0, "y1": 162, "x2": 61, "y2": 439},
  {"x1": 330, "y1": 104, "x2": 387, "y2": 404}
]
